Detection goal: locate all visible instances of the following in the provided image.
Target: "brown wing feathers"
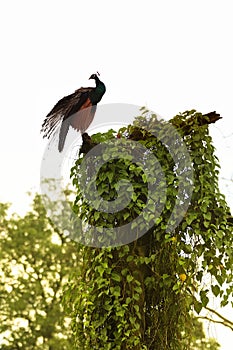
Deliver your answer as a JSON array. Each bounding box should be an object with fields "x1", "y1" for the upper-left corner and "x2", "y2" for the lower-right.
[{"x1": 41, "y1": 87, "x2": 93, "y2": 146}]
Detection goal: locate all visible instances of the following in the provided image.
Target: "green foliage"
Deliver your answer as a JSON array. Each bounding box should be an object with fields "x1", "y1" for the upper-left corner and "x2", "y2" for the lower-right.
[
  {"x1": 171, "y1": 110, "x2": 233, "y2": 309},
  {"x1": 65, "y1": 109, "x2": 232, "y2": 349},
  {"x1": 0, "y1": 193, "x2": 78, "y2": 349}
]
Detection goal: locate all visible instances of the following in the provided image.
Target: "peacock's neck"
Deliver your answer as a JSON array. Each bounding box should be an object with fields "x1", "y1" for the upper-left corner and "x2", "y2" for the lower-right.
[
  {"x1": 90, "y1": 79, "x2": 106, "y2": 104},
  {"x1": 94, "y1": 77, "x2": 101, "y2": 86}
]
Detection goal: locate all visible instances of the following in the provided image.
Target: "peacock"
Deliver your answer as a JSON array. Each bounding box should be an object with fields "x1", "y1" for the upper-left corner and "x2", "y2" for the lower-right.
[{"x1": 41, "y1": 73, "x2": 106, "y2": 152}]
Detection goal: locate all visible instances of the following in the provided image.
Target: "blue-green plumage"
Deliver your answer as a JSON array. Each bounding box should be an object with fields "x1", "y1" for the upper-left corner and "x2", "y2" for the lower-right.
[{"x1": 89, "y1": 74, "x2": 106, "y2": 104}]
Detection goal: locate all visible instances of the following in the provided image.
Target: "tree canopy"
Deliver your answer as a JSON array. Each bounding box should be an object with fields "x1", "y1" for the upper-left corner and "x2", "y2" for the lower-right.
[{"x1": 0, "y1": 194, "x2": 78, "y2": 349}]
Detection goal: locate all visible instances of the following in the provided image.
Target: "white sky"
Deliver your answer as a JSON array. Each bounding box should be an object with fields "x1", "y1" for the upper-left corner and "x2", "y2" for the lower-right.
[{"x1": 0, "y1": 1, "x2": 232, "y2": 348}]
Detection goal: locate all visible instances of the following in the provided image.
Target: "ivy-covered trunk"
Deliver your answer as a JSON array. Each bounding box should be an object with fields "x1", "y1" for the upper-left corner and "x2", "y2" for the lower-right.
[
  {"x1": 64, "y1": 110, "x2": 232, "y2": 349},
  {"x1": 66, "y1": 241, "x2": 189, "y2": 349}
]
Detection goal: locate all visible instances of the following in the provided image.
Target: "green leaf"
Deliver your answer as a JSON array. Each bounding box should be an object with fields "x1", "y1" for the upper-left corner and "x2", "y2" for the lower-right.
[
  {"x1": 116, "y1": 309, "x2": 125, "y2": 317},
  {"x1": 142, "y1": 174, "x2": 147, "y2": 183},
  {"x1": 203, "y1": 212, "x2": 211, "y2": 221},
  {"x1": 126, "y1": 297, "x2": 131, "y2": 304},
  {"x1": 134, "y1": 285, "x2": 142, "y2": 294},
  {"x1": 126, "y1": 275, "x2": 134, "y2": 283},
  {"x1": 94, "y1": 211, "x2": 100, "y2": 221},
  {"x1": 194, "y1": 300, "x2": 203, "y2": 314},
  {"x1": 123, "y1": 211, "x2": 130, "y2": 220},
  {"x1": 216, "y1": 230, "x2": 224, "y2": 239},
  {"x1": 200, "y1": 290, "x2": 209, "y2": 307},
  {"x1": 211, "y1": 284, "x2": 220, "y2": 297},
  {"x1": 111, "y1": 272, "x2": 121, "y2": 282},
  {"x1": 172, "y1": 282, "x2": 181, "y2": 293},
  {"x1": 110, "y1": 286, "x2": 121, "y2": 297},
  {"x1": 129, "y1": 316, "x2": 136, "y2": 324},
  {"x1": 186, "y1": 212, "x2": 197, "y2": 225},
  {"x1": 126, "y1": 255, "x2": 134, "y2": 262}
]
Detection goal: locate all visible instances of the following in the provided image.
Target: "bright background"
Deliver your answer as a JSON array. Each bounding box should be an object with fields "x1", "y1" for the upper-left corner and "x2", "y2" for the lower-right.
[{"x1": 0, "y1": 1, "x2": 232, "y2": 348}]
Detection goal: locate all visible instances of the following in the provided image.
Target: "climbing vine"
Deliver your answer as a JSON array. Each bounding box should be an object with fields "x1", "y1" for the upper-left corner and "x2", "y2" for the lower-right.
[{"x1": 63, "y1": 109, "x2": 233, "y2": 349}]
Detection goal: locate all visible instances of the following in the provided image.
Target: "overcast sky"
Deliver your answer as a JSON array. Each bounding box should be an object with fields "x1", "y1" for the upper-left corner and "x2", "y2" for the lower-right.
[{"x1": 0, "y1": 1, "x2": 232, "y2": 348}]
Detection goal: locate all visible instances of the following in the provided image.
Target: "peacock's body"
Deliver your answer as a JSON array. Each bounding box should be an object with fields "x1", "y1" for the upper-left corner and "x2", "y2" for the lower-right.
[{"x1": 41, "y1": 73, "x2": 106, "y2": 152}]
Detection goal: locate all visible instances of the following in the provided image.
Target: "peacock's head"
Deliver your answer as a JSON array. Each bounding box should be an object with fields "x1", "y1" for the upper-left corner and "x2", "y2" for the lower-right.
[{"x1": 89, "y1": 72, "x2": 100, "y2": 80}]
